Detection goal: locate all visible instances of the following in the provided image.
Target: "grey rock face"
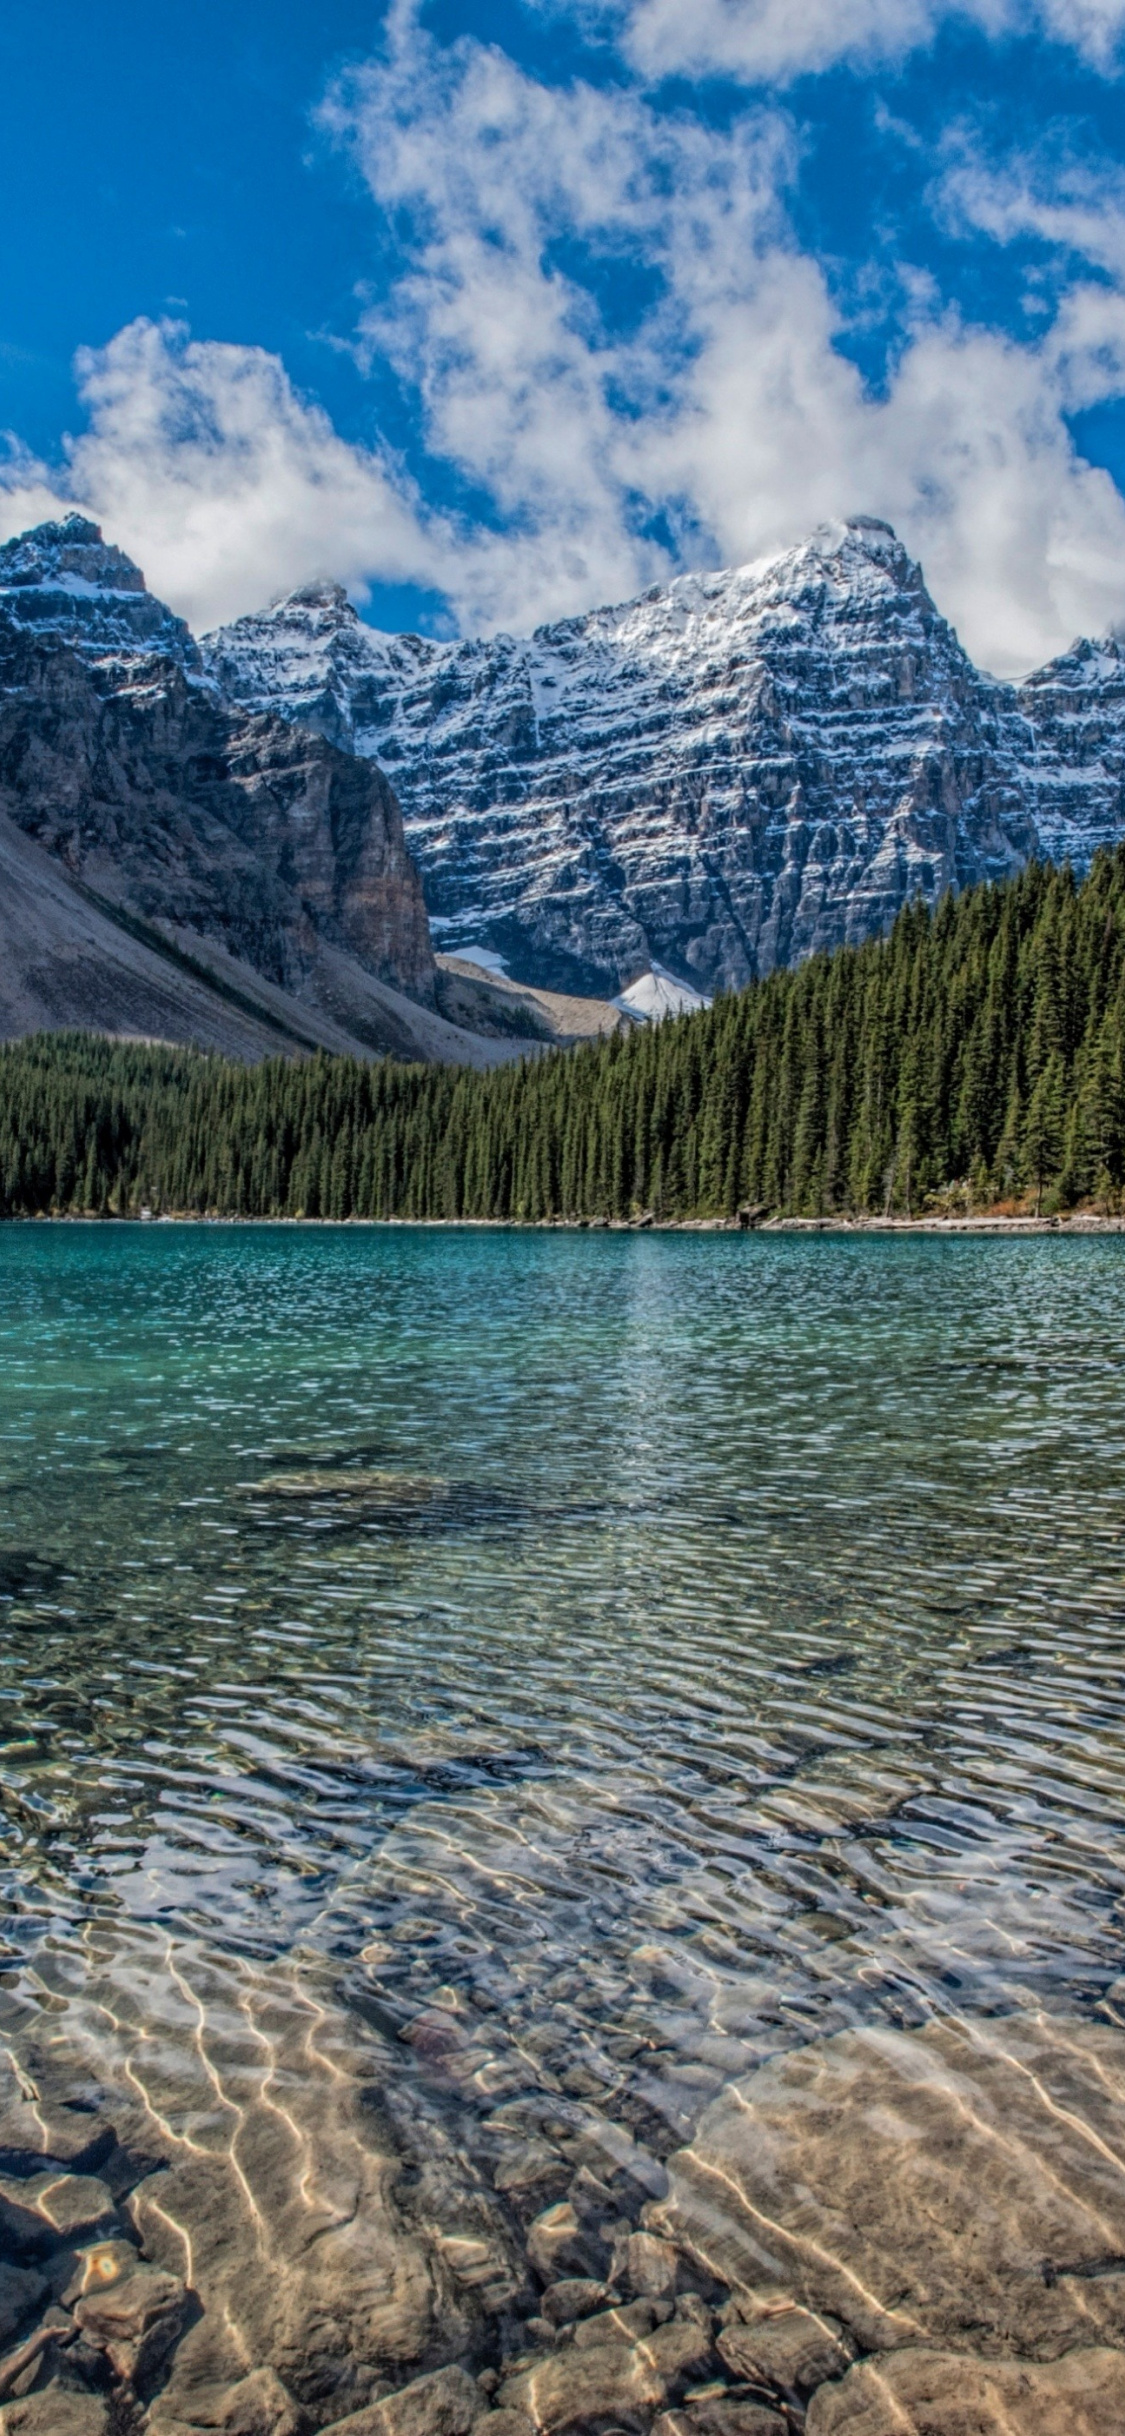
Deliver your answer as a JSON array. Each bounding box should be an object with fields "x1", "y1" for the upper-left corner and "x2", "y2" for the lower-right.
[
  {"x1": 0, "y1": 582, "x2": 435, "y2": 1016},
  {"x1": 1015, "y1": 631, "x2": 1125, "y2": 867},
  {"x1": 205, "y1": 520, "x2": 1063, "y2": 998},
  {"x1": 0, "y1": 515, "x2": 199, "y2": 667}
]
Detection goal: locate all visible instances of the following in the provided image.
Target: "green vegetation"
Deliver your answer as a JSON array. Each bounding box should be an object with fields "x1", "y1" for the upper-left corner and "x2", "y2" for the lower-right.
[{"x1": 3, "y1": 854, "x2": 1125, "y2": 1222}]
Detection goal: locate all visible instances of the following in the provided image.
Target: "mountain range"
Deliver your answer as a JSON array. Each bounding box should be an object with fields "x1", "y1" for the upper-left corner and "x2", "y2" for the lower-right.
[
  {"x1": 1, "y1": 510, "x2": 1122, "y2": 1057},
  {"x1": 207, "y1": 515, "x2": 1125, "y2": 999}
]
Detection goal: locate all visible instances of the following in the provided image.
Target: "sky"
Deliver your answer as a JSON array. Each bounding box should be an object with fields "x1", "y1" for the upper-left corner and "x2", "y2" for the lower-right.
[{"x1": 3, "y1": 0, "x2": 1125, "y2": 671}]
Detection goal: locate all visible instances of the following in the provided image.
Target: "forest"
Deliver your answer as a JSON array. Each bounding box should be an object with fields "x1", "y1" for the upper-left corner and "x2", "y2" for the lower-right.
[{"x1": 1, "y1": 852, "x2": 1123, "y2": 1223}]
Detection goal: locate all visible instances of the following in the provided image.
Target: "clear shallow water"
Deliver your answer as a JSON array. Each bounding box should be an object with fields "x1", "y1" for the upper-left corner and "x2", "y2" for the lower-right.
[{"x1": 1, "y1": 1222, "x2": 1125, "y2": 2171}]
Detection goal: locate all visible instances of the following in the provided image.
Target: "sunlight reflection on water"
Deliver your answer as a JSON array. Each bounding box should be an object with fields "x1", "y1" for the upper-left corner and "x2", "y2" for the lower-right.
[{"x1": 1, "y1": 1222, "x2": 1124, "y2": 2167}]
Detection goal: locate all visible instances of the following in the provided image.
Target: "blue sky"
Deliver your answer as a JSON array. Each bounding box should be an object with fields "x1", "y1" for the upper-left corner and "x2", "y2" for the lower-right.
[{"x1": 4, "y1": 0, "x2": 1125, "y2": 669}]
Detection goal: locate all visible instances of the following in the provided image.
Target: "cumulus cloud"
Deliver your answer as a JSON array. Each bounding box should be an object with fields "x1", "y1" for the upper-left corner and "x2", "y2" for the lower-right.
[
  {"x1": 937, "y1": 132, "x2": 1125, "y2": 275},
  {"x1": 0, "y1": 319, "x2": 443, "y2": 633},
  {"x1": 6, "y1": 12, "x2": 1125, "y2": 672},
  {"x1": 619, "y1": 0, "x2": 1125, "y2": 86},
  {"x1": 317, "y1": 9, "x2": 1125, "y2": 670}
]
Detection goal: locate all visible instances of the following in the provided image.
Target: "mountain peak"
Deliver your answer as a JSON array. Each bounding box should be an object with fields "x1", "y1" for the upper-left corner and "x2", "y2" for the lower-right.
[
  {"x1": 0, "y1": 514, "x2": 148, "y2": 597},
  {"x1": 0, "y1": 515, "x2": 199, "y2": 666}
]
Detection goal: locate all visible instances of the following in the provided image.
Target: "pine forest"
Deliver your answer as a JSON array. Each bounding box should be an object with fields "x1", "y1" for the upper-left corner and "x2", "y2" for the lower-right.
[{"x1": 2, "y1": 853, "x2": 1124, "y2": 1225}]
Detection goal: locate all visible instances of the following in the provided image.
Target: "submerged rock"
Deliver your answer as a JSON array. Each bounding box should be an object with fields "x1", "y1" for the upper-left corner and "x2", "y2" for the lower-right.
[
  {"x1": 804, "y1": 2343, "x2": 1125, "y2": 2433},
  {"x1": 149, "y1": 2365, "x2": 308, "y2": 2433},
  {"x1": 0, "y1": 2390, "x2": 109, "y2": 2435},
  {"x1": 654, "y1": 2407, "x2": 785, "y2": 2436},
  {"x1": 497, "y1": 2335, "x2": 668, "y2": 2429},
  {"x1": 322, "y1": 2364, "x2": 480, "y2": 2436},
  {"x1": 524, "y1": 2206, "x2": 603, "y2": 2285},
  {"x1": 0, "y1": 2098, "x2": 114, "y2": 2179},
  {"x1": 0, "y1": 2174, "x2": 116, "y2": 2246},
  {"x1": 73, "y1": 2257, "x2": 189, "y2": 2393},
  {"x1": 612, "y1": 2234, "x2": 680, "y2": 2301},
  {"x1": 539, "y1": 2281, "x2": 609, "y2": 2327},
  {"x1": 717, "y1": 2304, "x2": 851, "y2": 2396},
  {"x1": 0, "y1": 2267, "x2": 46, "y2": 2348},
  {"x1": 649, "y1": 2014, "x2": 1125, "y2": 2360},
  {"x1": 498, "y1": 2308, "x2": 712, "y2": 2431}
]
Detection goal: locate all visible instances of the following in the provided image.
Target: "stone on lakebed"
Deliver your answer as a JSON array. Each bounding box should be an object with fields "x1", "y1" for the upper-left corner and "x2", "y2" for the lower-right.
[
  {"x1": 647, "y1": 2013, "x2": 1125, "y2": 2360},
  {"x1": 805, "y1": 2344, "x2": 1125, "y2": 2434}
]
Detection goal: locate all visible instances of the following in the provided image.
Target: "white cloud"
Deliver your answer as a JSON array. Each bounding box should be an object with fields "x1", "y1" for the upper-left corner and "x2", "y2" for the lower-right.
[
  {"x1": 938, "y1": 134, "x2": 1125, "y2": 276},
  {"x1": 0, "y1": 319, "x2": 443, "y2": 634},
  {"x1": 619, "y1": 0, "x2": 1125, "y2": 86},
  {"x1": 5, "y1": 14, "x2": 1125, "y2": 674},
  {"x1": 318, "y1": 10, "x2": 1125, "y2": 671}
]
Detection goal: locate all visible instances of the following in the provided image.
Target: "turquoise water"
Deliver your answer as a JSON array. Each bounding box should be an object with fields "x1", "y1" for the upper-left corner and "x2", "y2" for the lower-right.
[{"x1": 1, "y1": 1222, "x2": 1125, "y2": 2163}]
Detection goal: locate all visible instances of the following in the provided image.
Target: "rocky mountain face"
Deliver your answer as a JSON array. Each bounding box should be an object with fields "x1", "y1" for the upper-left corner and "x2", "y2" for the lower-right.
[
  {"x1": 1016, "y1": 631, "x2": 1125, "y2": 868},
  {"x1": 206, "y1": 517, "x2": 1125, "y2": 1000},
  {"x1": 0, "y1": 518, "x2": 451, "y2": 1056},
  {"x1": 8, "y1": 512, "x2": 1125, "y2": 1030},
  {"x1": 0, "y1": 514, "x2": 198, "y2": 663}
]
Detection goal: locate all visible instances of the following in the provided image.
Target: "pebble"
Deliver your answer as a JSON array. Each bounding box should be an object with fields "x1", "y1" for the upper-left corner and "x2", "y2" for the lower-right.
[
  {"x1": 525, "y1": 2205, "x2": 602, "y2": 2283},
  {"x1": 613, "y1": 2233, "x2": 679, "y2": 2300},
  {"x1": 571, "y1": 2301, "x2": 657, "y2": 2349},
  {"x1": 540, "y1": 2281, "x2": 609, "y2": 2327},
  {"x1": 718, "y1": 2307, "x2": 850, "y2": 2396},
  {"x1": 498, "y1": 2335, "x2": 667, "y2": 2429},
  {"x1": 74, "y1": 2259, "x2": 189, "y2": 2394},
  {"x1": 57, "y1": 2240, "x2": 138, "y2": 2306}
]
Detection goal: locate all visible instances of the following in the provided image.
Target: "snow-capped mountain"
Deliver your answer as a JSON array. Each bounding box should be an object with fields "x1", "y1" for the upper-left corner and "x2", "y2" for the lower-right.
[
  {"x1": 0, "y1": 515, "x2": 200, "y2": 666},
  {"x1": 10, "y1": 511, "x2": 1124, "y2": 1008},
  {"x1": 1015, "y1": 632, "x2": 1125, "y2": 870},
  {"x1": 205, "y1": 515, "x2": 1107, "y2": 998}
]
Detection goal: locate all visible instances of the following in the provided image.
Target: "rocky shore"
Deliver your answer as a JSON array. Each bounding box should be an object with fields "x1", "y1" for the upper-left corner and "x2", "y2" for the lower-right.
[{"x1": 2, "y1": 1982, "x2": 1124, "y2": 2436}]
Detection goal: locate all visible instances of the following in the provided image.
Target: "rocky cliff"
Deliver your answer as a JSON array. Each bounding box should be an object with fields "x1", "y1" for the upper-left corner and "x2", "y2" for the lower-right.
[
  {"x1": 206, "y1": 517, "x2": 1125, "y2": 999},
  {"x1": 10, "y1": 513, "x2": 1125, "y2": 1019},
  {"x1": 0, "y1": 518, "x2": 447, "y2": 1054},
  {"x1": 207, "y1": 517, "x2": 1107, "y2": 1000}
]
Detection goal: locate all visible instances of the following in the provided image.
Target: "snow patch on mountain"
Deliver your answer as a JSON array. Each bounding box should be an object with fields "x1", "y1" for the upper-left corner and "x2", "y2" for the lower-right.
[
  {"x1": 0, "y1": 514, "x2": 202, "y2": 668},
  {"x1": 206, "y1": 517, "x2": 1067, "y2": 995},
  {"x1": 615, "y1": 965, "x2": 712, "y2": 1021}
]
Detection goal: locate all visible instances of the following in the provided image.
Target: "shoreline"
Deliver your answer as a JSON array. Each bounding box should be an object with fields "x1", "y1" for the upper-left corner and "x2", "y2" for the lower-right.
[{"x1": 6, "y1": 1211, "x2": 1125, "y2": 1233}]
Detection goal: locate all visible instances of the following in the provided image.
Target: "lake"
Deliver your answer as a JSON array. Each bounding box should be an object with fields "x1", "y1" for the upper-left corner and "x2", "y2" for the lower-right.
[{"x1": 2, "y1": 1224, "x2": 1125, "y2": 2429}]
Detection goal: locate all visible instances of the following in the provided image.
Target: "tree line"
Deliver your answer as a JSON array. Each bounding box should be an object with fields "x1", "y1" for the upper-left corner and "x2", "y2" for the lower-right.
[{"x1": 2, "y1": 853, "x2": 1124, "y2": 1223}]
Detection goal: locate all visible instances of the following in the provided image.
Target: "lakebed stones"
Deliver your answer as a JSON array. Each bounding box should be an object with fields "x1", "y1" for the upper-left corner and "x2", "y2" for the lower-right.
[
  {"x1": 648, "y1": 2013, "x2": 1125, "y2": 2361},
  {"x1": 5, "y1": 1997, "x2": 1125, "y2": 2432},
  {"x1": 0, "y1": 2174, "x2": 116, "y2": 2248},
  {"x1": 653, "y1": 2408, "x2": 785, "y2": 2436},
  {"x1": 0, "y1": 2390, "x2": 109, "y2": 2435},
  {"x1": 321, "y1": 2364, "x2": 481, "y2": 2436},
  {"x1": 73, "y1": 2257, "x2": 190, "y2": 2392},
  {"x1": 804, "y1": 2344, "x2": 1125, "y2": 2434},
  {"x1": 717, "y1": 2305, "x2": 852, "y2": 2399},
  {"x1": 497, "y1": 2303, "x2": 714, "y2": 2430},
  {"x1": 0, "y1": 2270, "x2": 46, "y2": 2351}
]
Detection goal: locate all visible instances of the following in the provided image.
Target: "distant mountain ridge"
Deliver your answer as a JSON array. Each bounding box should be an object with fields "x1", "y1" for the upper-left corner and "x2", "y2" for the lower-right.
[
  {"x1": 4, "y1": 512, "x2": 1125, "y2": 1023},
  {"x1": 204, "y1": 518, "x2": 1125, "y2": 999}
]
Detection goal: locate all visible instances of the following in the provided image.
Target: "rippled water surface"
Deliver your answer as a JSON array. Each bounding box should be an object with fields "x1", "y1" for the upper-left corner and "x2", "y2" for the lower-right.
[{"x1": 2, "y1": 1221, "x2": 1125, "y2": 2166}]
